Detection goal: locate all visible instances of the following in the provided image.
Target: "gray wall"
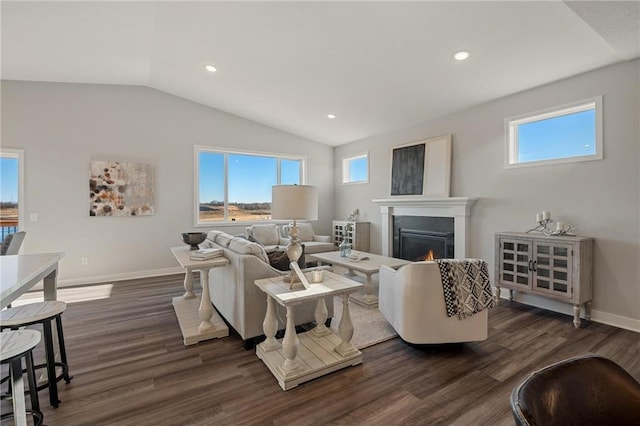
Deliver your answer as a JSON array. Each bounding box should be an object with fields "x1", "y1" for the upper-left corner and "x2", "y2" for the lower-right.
[
  {"x1": 1, "y1": 81, "x2": 334, "y2": 283},
  {"x1": 334, "y1": 59, "x2": 640, "y2": 328}
]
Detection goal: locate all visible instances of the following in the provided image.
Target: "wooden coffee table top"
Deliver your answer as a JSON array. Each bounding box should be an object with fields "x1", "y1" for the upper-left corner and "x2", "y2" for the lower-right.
[{"x1": 307, "y1": 250, "x2": 410, "y2": 274}]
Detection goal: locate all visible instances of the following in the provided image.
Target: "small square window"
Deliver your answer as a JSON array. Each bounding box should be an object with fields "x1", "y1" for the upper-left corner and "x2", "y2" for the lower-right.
[
  {"x1": 342, "y1": 153, "x2": 369, "y2": 184},
  {"x1": 505, "y1": 96, "x2": 602, "y2": 168}
]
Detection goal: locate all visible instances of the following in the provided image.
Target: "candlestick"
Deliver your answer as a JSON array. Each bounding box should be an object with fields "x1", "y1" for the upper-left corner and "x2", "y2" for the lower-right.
[
  {"x1": 542, "y1": 211, "x2": 551, "y2": 221},
  {"x1": 536, "y1": 213, "x2": 542, "y2": 223}
]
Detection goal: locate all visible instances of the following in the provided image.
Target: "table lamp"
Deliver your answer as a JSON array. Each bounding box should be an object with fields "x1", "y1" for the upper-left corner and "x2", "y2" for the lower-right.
[{"x1": 271, "y1": 185, "x2": 318, "y2": 286}]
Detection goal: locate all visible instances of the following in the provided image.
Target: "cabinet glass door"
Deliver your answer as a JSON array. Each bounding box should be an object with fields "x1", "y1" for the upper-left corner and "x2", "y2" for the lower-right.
[
  {"x1": 533, "y1": 242, "x2": 573, "y2": 298},
  {"x1": 499, "y1": 239, "x2": 532, "y2": 289}
]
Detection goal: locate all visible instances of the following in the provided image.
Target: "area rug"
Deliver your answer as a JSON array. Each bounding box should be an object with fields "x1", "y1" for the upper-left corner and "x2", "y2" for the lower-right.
[{"x1": 330, "y1": 297, "x2": 397, "y2": 349}]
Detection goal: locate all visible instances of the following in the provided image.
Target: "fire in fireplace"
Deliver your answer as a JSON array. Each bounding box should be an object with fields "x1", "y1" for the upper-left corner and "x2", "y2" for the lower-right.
[{"x1": 393, "y1": 216, "x2": 454, "y2": 261}]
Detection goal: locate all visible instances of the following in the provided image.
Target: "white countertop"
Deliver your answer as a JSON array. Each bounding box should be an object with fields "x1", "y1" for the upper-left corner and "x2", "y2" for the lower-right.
[{"x1": 1, "y1": 252, "x2": 64, "y2": 308}]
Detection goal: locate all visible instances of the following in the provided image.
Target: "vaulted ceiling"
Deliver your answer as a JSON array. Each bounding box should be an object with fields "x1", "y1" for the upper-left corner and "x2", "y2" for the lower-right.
[{"x1": 2, "y1": 1, "x2": 638, "y2": 146}]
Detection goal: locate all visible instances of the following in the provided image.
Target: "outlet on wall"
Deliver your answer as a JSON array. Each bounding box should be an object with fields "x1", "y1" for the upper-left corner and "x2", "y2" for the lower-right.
[{"x1": 81, "y1": 257, "x2": 89, "y2": 265}]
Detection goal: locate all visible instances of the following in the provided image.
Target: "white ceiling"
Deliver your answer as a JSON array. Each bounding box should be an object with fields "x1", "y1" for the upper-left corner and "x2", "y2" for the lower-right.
[{"x1": 2, "y1": 1, "x2": 639, "y2": 146}]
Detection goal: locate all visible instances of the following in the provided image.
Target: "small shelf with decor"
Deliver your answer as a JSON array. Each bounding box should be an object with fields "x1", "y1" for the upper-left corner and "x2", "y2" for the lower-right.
[
  {"x1": 332, "y1": 221, "x2": 370, "y2": 252},
  {"x1": 495, "y1": 232, "x2": 593, "y2": 328}
]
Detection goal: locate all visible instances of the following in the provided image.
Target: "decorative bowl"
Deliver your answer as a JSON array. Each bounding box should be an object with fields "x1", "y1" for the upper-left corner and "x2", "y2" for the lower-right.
[{"x1": 181, "y1": 232, "x2": 207, "y2": 250}]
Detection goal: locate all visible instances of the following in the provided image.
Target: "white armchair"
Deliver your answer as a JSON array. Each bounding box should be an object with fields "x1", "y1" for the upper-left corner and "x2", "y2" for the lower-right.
[
  {"x1": 282, "y1": 222, "x2": 333, "y2": 254},
  {"x1": 379, "y1": 261, "x2": 488, "y2": 344}
]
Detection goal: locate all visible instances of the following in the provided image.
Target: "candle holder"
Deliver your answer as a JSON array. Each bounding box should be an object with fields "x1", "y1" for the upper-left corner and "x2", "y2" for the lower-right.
[{"x1": 527, "y1": 218, "x2": 577, "y2": 236}]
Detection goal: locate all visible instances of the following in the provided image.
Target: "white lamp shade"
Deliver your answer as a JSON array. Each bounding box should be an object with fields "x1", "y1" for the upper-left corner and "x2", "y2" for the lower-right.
[{"x1": 271, "y1": 185, "x2": 318, "y2": 220}]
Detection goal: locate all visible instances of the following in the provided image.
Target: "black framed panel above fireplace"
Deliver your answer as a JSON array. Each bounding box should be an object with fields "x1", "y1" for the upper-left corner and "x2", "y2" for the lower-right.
[{"x1": 393, "y1": 215, "x2": 454, "y2": 261}]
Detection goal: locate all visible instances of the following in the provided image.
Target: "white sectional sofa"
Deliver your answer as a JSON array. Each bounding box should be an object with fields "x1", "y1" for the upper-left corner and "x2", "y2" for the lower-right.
[{"x1": 202, "y1": 230, "x2": 333, "y2": 348}]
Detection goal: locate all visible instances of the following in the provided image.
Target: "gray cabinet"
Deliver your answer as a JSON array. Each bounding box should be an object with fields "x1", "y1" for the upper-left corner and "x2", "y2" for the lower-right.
[
  {"x1": 495, "y1": 232, "x2": 593, "y2": 328},
  {"x1": 332, "y1": 221, "x2": 370, "y2": 252}
]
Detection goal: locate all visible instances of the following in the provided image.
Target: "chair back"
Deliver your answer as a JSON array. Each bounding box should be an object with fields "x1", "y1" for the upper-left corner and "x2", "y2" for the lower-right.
[
  {"x1": 1, "y1": 231, "x2": 26, "y2": 255},
  {"x1": 511, "y1": 354, "x2": 640, "y2": 426}
]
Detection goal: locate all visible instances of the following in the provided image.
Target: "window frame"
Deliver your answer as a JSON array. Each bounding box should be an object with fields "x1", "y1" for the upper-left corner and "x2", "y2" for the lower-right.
[
  {"x1": 194, "y1": 145, "x2": 306, "y2": 227},
  {"x1": 504, "y1": 96, "x2": 603, "y2": 169},
  {"x1": 342, "y1": 152, "x2": 369, "y2": 185},
  {"x1": 0, "y1": 148, "x2": 25, "y2": 233}
]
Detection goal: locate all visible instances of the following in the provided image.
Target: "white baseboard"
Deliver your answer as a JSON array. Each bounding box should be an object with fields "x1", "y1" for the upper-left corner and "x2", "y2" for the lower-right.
[
  {"x1": 56, "y1": 267, "x2": 184, "y2": 288},
  {"x1": 497, "y1": 289, "x2": 639, "y2": 333}
]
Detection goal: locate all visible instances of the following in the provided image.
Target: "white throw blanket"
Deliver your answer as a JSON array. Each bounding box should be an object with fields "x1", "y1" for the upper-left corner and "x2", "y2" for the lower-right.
[{"x1": 436, "y1": 259, "x2": 495, "y2": 319}]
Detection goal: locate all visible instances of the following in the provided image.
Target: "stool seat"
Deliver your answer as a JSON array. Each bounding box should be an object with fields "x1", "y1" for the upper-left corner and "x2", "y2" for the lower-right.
[
  {"x1": 1, "y1": 329, "x2": 44, "y2": 426},
  {"x1": 0, "y1": 329, "x2": 41, "y2": 360},
  {"x1": 0, "y1": 301, "x2": 67, "y2": 327},
  {"x1": 0, "y1": 301, "x2": 72, "y2": 408}
]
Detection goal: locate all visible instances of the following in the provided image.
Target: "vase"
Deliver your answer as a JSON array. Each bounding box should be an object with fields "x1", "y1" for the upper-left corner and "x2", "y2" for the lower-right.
[{"x1": 339, "y1": 240, "x2": 352, "y2": 258}]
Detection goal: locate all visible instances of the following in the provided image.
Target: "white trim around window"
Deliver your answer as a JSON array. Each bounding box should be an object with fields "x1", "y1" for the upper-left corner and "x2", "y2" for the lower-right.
[
  {"x1": 193, "y1": 145, "x2": 306, "y2": 227},
  {"x1": 505, "y1": 96, "x2": 603, "y2": 169},
  {"x1": 0, "y1": 148, "x2": 25, "y2": 232},
  {"x1": 342, "y1": 152, "x2": 369, "y2": 184}
]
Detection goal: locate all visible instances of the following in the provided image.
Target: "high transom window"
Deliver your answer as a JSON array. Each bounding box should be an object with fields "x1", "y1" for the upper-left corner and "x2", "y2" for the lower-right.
[
  {"x1": 342, "y1": 152, "x2": 369, "y2": 184},
  {"x1": 505, "y1": 96, "x2": 603, "y2": 168},
  {"x1": 195, "y1": 146, "x2": 304, "y2": 225}
]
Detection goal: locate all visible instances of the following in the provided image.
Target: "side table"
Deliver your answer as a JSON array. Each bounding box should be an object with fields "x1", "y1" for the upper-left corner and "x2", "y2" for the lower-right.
[
  {"x1": 255, "y1": 271, "x2": 363, "y2": 390},
  {"x1": 170, "y1": 246, "x2": 229, "y2": 345}
]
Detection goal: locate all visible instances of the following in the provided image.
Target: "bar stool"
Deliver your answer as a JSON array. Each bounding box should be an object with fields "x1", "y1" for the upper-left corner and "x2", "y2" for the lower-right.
[
  {"x1": 1, "y1": 301, "x2": 73, "y2": 408},
  {"x1": 0, "y1": 329, "x2": 44, "y2": 426}
]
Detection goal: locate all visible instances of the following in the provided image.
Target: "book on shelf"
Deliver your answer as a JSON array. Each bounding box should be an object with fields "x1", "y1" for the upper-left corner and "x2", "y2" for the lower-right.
[{"x1": 190, "y1": 248, "x2": 223, "y2": 260}]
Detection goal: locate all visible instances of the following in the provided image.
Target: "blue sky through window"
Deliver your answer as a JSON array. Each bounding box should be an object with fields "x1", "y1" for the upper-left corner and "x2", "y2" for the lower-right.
[
  {"x1": 199, "y1": 152, "x2": 301, "y2": 204},
  {"x1": 517, "y1": 109, "x2": 596, "y2": 163},
  {"x1": 1, "y1": 157, "x2": 19, "y2": 202},
  {"x1": 349, "y1": 156, "x2": 368, "y2": 182}
]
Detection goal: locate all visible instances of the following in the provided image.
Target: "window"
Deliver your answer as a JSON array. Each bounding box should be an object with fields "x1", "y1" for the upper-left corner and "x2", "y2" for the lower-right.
[
  {"x1": 342, "y1": 153, "x2": 369, "y2": 184},
  {"x1": 505, "y1": 96, "x2": 602, "y2": 168},
  {"x1": 0, "y1": 149, "x2": 24, "y2": 240},
  {"x1": 195, "y1": 147, "x2": 303, "y2": 225}
]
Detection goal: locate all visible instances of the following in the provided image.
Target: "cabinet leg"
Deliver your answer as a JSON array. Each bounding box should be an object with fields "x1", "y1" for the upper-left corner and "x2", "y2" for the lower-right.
[
  {"x1": 494, "y1": 286, "x2": 501, "y2": 305},
  {"x1": 508, "y1": 289, "x2": 513, "y2": 302},
  {"x1": 573, "y1": 305, "x2": 581, "y2": 328},
  {"x1": 584, "y1": 301, "x2": 592, "y2": 321}
]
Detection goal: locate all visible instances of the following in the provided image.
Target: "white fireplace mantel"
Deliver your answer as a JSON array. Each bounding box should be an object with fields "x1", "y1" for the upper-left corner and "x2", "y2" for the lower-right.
[{"x1": 372, "y1": 197, "x2": 477, "y2": 258}]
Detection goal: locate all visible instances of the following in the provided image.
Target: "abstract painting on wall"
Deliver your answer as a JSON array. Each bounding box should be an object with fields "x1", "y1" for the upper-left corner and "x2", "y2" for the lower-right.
[
  {"x1": 390, "y1": 134, "x2": 452, "y2": 197},
  {"x1": 90, "y1": 161, "x2": 155, "y2": 216}
]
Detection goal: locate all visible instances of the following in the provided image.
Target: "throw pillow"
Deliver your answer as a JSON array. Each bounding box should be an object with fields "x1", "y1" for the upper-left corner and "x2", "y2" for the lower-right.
[
  {"x1": 228, "y1": 237, "x2": 269, "y2": 263},
  {"x1": 250, "y1": 224, "x2": 280, "y2": 246}
]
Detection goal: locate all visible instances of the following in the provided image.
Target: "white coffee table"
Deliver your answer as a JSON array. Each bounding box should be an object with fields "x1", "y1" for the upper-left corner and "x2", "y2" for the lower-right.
[
  {"x1": 307, "y1": 250, "x2": 411, "y2": 308},
  {"x1": 170, "y1": 246, "x2": 229, "y2": 346},
  {"x1": 255, "y1": 271, "x2": 363, "y2": 390}
]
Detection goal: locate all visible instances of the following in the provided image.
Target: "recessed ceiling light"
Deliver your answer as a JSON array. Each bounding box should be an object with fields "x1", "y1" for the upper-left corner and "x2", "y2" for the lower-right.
[
  {"x1": 205, "y1": 65, "x2": 217, "y2": 73},
  {"x1": 327, "y1": 114, "x2": 336, "y2": 119},
  {"x1": 454, "y1": 51, "x2": 470, "y2": 61}
]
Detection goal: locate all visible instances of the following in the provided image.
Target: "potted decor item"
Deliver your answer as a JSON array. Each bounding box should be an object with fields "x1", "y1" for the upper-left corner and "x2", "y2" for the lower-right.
[{"x1": 339, "y1": 222, "x2": 353, "y2": 257}]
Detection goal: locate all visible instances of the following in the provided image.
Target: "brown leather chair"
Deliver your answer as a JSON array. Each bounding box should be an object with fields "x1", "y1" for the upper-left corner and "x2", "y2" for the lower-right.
[{"x1": 511, "y1": 354, "x2": 640, "y2": 426}]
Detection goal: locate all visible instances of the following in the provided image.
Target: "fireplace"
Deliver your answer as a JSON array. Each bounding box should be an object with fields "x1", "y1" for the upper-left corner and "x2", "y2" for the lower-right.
[
  {"x1": 372, "y1": 197, "x2": 477, "y2": 259},
  {"x1": 393, "y1": 216, "x2": 454, "y2": 261}
]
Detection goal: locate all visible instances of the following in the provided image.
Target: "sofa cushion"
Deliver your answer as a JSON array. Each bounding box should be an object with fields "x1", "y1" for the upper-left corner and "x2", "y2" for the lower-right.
[
  {"x1": 297, "y1": 222, "x2": 315, "y2": 242},
  {"x1": 216, "y1": 233, "x2": 234, "y2": 247},
  {"x1": 250, "y1": 224, "x2": 280, "y2": 246},
  {"x1": 207, "y1": 230, "x2": 224, "y2": 241},
  {"x1": 228, "y1": 237, "x2": 269, "y2": 263},
  {"x1": 267, "y1": 245, "x2": 306, "y2": 271}
]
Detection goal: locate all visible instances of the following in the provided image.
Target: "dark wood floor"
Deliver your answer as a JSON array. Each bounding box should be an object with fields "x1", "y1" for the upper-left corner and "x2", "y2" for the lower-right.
[{"x1": 3, "y1": 274, "x2": 639, "y2": 425}]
